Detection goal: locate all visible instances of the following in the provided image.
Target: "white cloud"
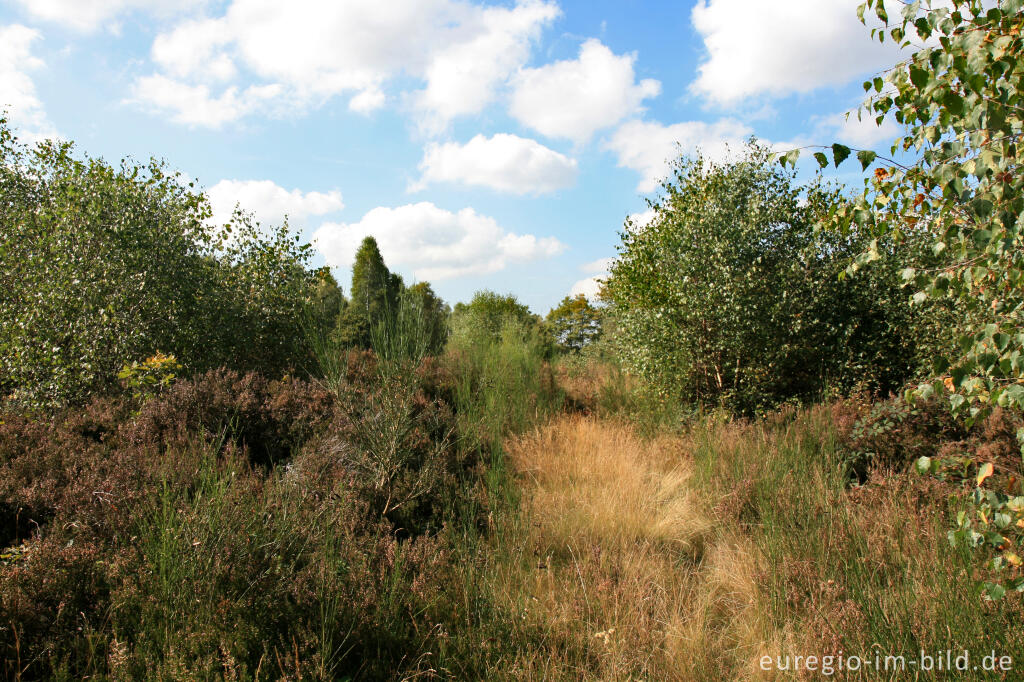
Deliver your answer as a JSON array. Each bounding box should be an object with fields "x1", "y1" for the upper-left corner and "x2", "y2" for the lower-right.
[
  {"x1": 206, "y1": 179, "x2": 344, "y2": 230},
  {"x1": 413, "y1": 133, "x2": 577, "y2": 195},
  {"x1": 313, "y1": 202, "x2": 565, "y2": 281},
  {"x1": 12, "y1": 0, "x2": 208, "y2": 33},
  {"x1": 571, "y1": 256, "x2": 614, "y2": 301},
  {"x1": 605, "y1": 118, "x2": 753, "y2": 193},
  {"x1": 626, "y1": 208, "x2": 657, "y2": 230},
  {"x1": 690, "y1": 0, "x2": 902, "y2": 105},
  {"x1": 349, "y1": 86, "x2": 386, "y2": 114},
  {"x1": 413, "y1": 1, "x2": 559, "y2": 132},
  {"x1": 151, "y1": 18, "x2": 236, "y2": 83},
  {"x1": 510, "y1": 39, "x2": 661, "y2": 143},
  {"x1": 570, "y1": 276, "x2": 603, "y2": 300},
  {"x1": 819, "y1": 110, "x2": 902, "y2": 149},
  {"x1": 129, "y1": 74, "x2": 286, "y2": 128},
  {"x1": 134, "y1": 0, "x2": 557, "y2": 129},
  {"x1": 0, "y1": 24, "x2": 57, "y2": 143},
  {"x1": 580, "y1": 257, "x2": 613, "y2": 274}
]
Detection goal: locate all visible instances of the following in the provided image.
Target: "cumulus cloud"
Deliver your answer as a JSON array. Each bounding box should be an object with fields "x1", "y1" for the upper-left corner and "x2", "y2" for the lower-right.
[
  {"x1": 690, "y1": 0, "x2": 902, "y2": 105},
  {"x1": 817, "y1": 110, "x2": 902, "y2": 149},
  {"x1": 349, "y1": 86, "x2": 386, "y2": 114},
  {"x1": 570, "y1": 277, "x2": 603, "y2": 300},
  {"x1": 412, "y1": 133, "x2": 577, "y2": 195},
  {"x1": 206, "y1": 179, "x2": 344, "y2": 230},
  {"x1": 626, "y1": 208, "x2": 657, "y2": 229},
  {"x1": 129, "y1": 75, "x2": 286, "y2": 128},
  {"x1": 313, "y1": 202, "x2": 565, "y2": 281},
  {"x1": 580, "y1": 257, "x2": 614, "y2": 274},
  {"x1": 0, "y1": 24, "x2": 57, "y2": 143},
  {"x1": 605, "y1": 118, "x2": 754, "y2": 192},
  {"x1": 133, "y1": 0, "x2": 557, "y2": 129},
  {"x1": 570, "y1": 257, "x2": 613, "y2": 301},
  {"x1": 151, "y1": 18, "x2": 236, "y2": 83},
  {"x1": 413, "y1": 1, "x2": 559, "y2": 132},
  {"x1": 510, "y1": 39, "x2": 661, "y2": 143},
  {"x1": 12, "y1": 0, "x2": 207, "y2": 33}
]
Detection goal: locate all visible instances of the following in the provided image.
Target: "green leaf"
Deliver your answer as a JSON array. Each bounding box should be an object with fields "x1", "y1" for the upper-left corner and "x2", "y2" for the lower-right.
[
  {"x1": 857, "y1": 150, "x2": 877, "y2": 170},
  {"x1": 831, "y1": 144, "x2": 851, "y2": 167},
  {"x1": 914, "y1": 456, "x2": 933, "y2": 475},
  {"x1": 943, "y1": 90, "x2": 965, "y2": 116},
  {"x1": 985, "y1": 582, "x2": 1007, "y2": 600},
  {"x1": 909, "y1": 66, "x2": 930, "y2": 90},
  {"x1": 813, "y1": 151, "x2": 828, "y2": 168}
]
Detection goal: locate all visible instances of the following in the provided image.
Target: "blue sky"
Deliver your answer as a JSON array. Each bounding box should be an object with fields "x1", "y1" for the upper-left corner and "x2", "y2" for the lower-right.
[{"x1": 0, "y1": 0, "x2": 907, "y2": 313}]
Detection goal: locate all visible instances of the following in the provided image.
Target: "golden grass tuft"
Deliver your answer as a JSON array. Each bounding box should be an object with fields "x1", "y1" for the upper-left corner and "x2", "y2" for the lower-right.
[{"x1": 493, "y1": 415, "x2": 779, "y2": 680}]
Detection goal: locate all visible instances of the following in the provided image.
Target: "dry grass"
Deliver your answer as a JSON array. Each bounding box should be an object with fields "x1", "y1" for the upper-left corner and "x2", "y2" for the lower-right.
[{"x1": 492, "y1": 415, "x2": 783, "y2": 680}]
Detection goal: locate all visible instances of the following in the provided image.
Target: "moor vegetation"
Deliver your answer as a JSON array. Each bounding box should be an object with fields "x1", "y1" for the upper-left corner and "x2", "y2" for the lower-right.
[{"x1": 2, "y1": 0, "x2": 1024, "y2": 680}]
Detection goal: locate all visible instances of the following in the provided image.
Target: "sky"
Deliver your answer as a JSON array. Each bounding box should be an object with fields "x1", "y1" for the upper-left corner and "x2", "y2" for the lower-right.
[{"x1": 0, "y1": 0, "x2": 910, "y2": 313}]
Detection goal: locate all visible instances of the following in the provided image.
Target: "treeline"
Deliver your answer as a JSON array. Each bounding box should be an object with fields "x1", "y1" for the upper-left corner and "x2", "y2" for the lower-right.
[{"x1": 0, "y1": 119, "x2": 592, "y2": 412}]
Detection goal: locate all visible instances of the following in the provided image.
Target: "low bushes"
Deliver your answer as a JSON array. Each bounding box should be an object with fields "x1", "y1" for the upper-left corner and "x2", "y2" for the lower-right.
[
  {"x1": 0, "y1": 315, "x2": 561, "y2": 679},
  {"x1": 126, "y1": 368, "x2": 333, "y2": 466}
]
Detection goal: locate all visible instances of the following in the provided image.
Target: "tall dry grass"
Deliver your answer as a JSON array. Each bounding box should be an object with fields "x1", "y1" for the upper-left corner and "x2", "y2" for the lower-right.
[
  {"x1": 489, "y1": 415, "x2": 784, "y2": 680},
  {"x1": 480, "y1": 388, "x2": 1024, "y2": 681}
]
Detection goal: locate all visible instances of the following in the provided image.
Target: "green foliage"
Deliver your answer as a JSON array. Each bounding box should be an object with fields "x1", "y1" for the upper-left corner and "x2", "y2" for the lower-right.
[
  {"x1": 782, "y1": 1, "x2": 1024, "y2": 427},
  {"x1": 448, "y1": 314, "x2": 562, "y2": 454},
  {"x1": 914, "y1": 456, "x2": 1024, "y2": 600},
  {"x1": 0, "y1": 121, "x2": 318, "y2": 408},
  {"x1": 338, "y1": 236, "x2": 403, "y2": 349},
  {"x1": 776, "y1": 0, "x2": 1024, "y2": 601},
  {"x1": 306, "y1": 268, "x2": 346, "y2": 342},
  {"x1": 404, "y1": 281, "x2": 451, "y2": 356},
  {"x1": 545, "y1": 294, "x2": 603, "y2": 353},
  {"x1": 603, "y1": 142, "x2": 920, "y2": 413},
  {"x1": 452, "y1": 290, "x2": 537, "y2": 338}
]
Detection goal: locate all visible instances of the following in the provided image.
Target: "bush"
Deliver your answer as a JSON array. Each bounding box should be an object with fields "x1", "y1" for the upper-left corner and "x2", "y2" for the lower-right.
[
  {"x1": 127, "y1": 368, "x2": 333, "y2": 466},
  {"x1": 0, "y1": 120, "x2": 319, "y2": 408},
  {"x1": 603, "y1": 142, "x2": 924, "y2": 414}
]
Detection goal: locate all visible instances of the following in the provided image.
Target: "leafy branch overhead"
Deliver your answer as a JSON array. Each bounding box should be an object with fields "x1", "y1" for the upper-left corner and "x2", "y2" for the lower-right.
[{"x1": 778, "y1": 0, "x2": 1024, "y2": 423}]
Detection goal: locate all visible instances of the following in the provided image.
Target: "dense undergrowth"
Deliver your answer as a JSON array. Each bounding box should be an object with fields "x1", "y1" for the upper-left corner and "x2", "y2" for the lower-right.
[
  {"x1": 4, "y1": 339, "x2": 1024, "y2": 679},
  {"x1": 0, "y1": 321, "x2": 562, "y2": 680}
]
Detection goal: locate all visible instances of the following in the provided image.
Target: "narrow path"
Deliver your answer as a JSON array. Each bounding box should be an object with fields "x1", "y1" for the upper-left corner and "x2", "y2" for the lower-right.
[{"x1": 490, "y1": 415, "x2": 779, "y2": 680}]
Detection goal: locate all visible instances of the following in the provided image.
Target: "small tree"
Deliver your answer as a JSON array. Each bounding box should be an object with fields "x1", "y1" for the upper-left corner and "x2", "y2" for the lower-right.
[
  {"x1": 546, "y1": 294, "x2": 602, "y2": 353},
  {"x1": 451, "y1": 290, "x2": 537, "y2": 339},
  {"x1": 337, "y1": 236, "x2": 402, "y2": 348},
  {"x1": 604, "y1": 142, "x2": 919, "y2": 412},
  {"x1": 405, "y1": 282, "x2": 450, "y2": 355}
]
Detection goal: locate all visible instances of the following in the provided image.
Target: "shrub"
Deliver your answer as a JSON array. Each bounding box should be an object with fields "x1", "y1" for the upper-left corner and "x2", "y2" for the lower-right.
[
  {"x1": 0, "y1": 119, "x2": 319, "y2": 408},
  {"x1": 323, "y1": 352, "x2": 461, "y2": 532},
  {"x1": 126, "y1": 368, "x2": 333, "y2": 466},
  {"x1": 603, "y1": 142, "x2": 923, "y2": 413}
]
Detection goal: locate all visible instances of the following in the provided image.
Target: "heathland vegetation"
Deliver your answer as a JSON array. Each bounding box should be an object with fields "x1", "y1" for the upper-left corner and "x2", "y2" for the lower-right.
[{"x1": 2, "y1": 1, "x2": 1024, "y2": 679}]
